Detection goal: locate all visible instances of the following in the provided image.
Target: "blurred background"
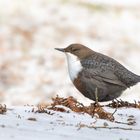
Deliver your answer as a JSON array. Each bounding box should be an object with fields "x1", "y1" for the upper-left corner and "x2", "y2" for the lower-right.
[{"x1": 0, "y1": 0, "x2": 140, "y2": 105}]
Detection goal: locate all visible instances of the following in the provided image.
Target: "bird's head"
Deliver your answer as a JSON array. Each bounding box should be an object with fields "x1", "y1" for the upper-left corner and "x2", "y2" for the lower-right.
[{"x1": 55, "y1": 44, "x2": 94, "y2": 60}]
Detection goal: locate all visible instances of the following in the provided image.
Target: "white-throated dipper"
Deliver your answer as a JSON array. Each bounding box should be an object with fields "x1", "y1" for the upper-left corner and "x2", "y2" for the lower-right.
[{"x1": 55, "y1": 44, "x2": 140, "y2": 102}]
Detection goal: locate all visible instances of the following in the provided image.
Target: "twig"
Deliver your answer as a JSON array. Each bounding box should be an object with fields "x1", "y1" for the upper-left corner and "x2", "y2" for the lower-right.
[{"x1": 77, "y1": 123, "x2": 140, "y2": 131}]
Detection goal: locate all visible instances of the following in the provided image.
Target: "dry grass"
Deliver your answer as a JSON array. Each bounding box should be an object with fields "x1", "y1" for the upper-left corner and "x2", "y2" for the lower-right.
[{"x1": 0, "y1": 104, "x2": 7, "y2": 114}]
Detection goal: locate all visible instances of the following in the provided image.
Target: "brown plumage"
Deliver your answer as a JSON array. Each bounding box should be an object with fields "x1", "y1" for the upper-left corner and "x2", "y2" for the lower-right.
[{"x1": 55, "y1": 44, "x2": 140, "y2": 102}]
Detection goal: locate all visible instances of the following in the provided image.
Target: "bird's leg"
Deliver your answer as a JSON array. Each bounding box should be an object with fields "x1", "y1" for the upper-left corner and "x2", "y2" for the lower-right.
[{"x1": 94, "y1": 87, "x2": 99, "y2": 106}]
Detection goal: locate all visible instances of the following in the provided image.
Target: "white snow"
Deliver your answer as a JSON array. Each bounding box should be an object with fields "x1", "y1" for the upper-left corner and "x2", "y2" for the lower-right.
[{"x1": 0, "y1": 106, "x2": 140, "y2": 140}]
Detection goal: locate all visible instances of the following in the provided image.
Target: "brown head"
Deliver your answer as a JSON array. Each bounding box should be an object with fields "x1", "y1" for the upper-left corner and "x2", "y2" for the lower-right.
[{"x1": 55, "y1": 44, "x2": 94, "y2": 60}]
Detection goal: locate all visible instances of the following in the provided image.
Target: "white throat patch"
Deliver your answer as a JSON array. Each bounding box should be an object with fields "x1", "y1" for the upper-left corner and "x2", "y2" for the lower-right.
[{"x1": 65, "y1": 52, "x2": 83, "y2": 81}]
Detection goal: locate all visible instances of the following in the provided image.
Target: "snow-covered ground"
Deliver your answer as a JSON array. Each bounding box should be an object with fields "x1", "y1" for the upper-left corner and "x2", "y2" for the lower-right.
[{"x1": 0, "y1": 105, "x2": 140, "y2": 140}]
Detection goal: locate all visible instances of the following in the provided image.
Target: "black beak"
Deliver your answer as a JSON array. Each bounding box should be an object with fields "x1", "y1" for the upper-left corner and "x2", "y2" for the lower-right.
[{"x1": 55, "y1": 48, "x2": 65, "y2": 52}]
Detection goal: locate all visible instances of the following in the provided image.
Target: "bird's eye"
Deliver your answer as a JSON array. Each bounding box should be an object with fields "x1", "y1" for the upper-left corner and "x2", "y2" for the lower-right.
[{"x1": 71, "y1": 48, "x2": 79, "y2": 52}]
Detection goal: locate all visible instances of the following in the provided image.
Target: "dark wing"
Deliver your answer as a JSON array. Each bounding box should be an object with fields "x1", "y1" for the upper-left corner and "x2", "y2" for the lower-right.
[
  {"x1": 81, "y1": 53, "x2": 127, "y2": 88},
  {"x1": 82, "y1": 67, "x2": 127, "y2": 88}
]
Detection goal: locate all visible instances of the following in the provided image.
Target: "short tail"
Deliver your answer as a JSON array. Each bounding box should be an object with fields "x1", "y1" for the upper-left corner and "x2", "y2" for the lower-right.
[
  {"x1": 128, "y1": 74, "x2": 140, "y2": 87},
  {"x1": 137, "y1": 75, "x2": 140, "y2": 82},
  {"x1": 134, "y1": 74, "x2": 140, "y2": 84}
]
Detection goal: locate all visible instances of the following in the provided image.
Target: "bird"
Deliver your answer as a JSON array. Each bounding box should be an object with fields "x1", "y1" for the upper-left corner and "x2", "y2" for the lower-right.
[{"x1": 55, "y1": 44, "x2": 140, "y2": 102}]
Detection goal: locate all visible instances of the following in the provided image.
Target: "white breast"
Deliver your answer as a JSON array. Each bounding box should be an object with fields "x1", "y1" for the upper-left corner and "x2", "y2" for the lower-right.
[{"x1": 65, "y1": 53, "x2": 83, "y2": 81}]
